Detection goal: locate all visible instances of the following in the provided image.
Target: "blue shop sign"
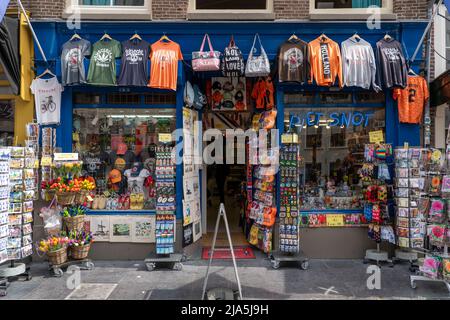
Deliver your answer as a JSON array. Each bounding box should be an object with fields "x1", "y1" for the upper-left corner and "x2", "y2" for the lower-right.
[{"x1": 289, "y1": 111, "x2": 375, "y2": 128}]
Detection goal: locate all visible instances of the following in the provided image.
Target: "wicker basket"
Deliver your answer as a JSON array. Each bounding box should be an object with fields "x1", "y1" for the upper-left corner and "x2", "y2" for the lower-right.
[
  {"x1": 47, "y1": 247, "x2": 68, "y2": 266},
  {"x1": 75, "y1": 191, "x2": 89, "y2": 205},
  {"x1": 63, "y1": 215, "x2": 85, "y2": 232},
  {"x1": 56, "y1": 191, "x2": 76, "y2": 206},
  {"x1": 70, "y1": 244, "x2": 91, "y2": 260}
]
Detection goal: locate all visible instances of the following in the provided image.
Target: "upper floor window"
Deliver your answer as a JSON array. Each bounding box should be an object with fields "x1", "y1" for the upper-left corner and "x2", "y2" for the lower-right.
[
  {"x1": 310, "y1": 0, "x2": 395, "y2": 20},
  {"x1": 433, "y1": 4, "x2": 450, "y2": 77},
  {"x1": 79, "y1": 0, "x2": 144, "y2": 5},
  {"x1": 187, "y1": 0, "x2": 274, "y2": 20},
  {"x1": 64, "y1": 0, "x2": 151, "y2": 20}
]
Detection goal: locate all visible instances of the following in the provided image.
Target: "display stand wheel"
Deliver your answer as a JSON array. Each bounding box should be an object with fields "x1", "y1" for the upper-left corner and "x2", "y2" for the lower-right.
[
  {"x1": 300, "y1": 260, "x2": 310, "y2": 270},
  {"x1": 364, "y1": 249, "x2": 392, "y2": 267},
  {"x1": 271, "y1": 260, "x2": 280, "y2": 269},
  {"x1": 144, "y1": 253, "x2": 183, "y2": 272},
  {"x1": 0, "y1": 279, "x2": 8, "y2": 297},
  {"x1": 52, "y1": 267, "x2": 64, "y2": 278},
  {"x1": 83, "y1": 261, "x2": 95, "y2": 270},
  {"x1": 410, "y1": 279, "x2": 417, "y2": 289},
  {"x1": 205, "y1": 287, "x2": 239, "y2": 300}
]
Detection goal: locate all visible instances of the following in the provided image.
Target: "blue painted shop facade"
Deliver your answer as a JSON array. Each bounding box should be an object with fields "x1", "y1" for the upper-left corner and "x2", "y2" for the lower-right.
[{"x1": 31, "y1": 20, "x2": 427, "y2": 258}]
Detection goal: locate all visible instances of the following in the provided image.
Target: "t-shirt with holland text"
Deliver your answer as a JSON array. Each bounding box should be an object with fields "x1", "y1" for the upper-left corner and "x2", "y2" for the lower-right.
[{"x1": 87, "y1": 39, "x2": 122, "y2": 86}]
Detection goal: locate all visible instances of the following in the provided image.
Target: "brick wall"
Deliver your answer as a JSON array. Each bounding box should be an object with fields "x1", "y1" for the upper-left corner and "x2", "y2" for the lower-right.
[
  {"x1": 394, "y1": 0, "x2": 428, "y2": 19},
  {"x1": 152, "y1": 0, "x2": 188, "y2": 20},
  {"x1": 10, "y1": 0, "x2": 432, "y2": 21},
  {"x1": 274, "y1": 0, "x2": 309, "y2": 19}
]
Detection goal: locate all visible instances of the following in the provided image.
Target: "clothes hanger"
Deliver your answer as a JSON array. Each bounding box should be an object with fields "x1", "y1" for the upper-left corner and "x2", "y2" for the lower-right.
[
  {"x1": 70, "y1": 32, "x2": 82, "y2": 42},
  {"x1": 352, "y1": 32, "x2": 361, "y2": 40},
  {"x1": 130, "y1": 31, "x2": 142, "y2": 42},
  {"x1": 288, "y1": 33, "x2": 299, "y2": 41},
  {"x1": 159, "y1": 33, "x2": 171, "y2": 42},
  {"x1": 408, "y1": 68, "x2": 418, "y2": 76},
  {"x1": 36, "y1": 68, "x2": 56, "y2": 79},
  {"x1": 101, "y1": 32, "x2": 112, "y2": 41},
  {"x1": 383, "y1": 32, "x2": 392, "y2": 41},
  {"x1": 320, "y1": 33, "x2": 328, "y2": 41}
]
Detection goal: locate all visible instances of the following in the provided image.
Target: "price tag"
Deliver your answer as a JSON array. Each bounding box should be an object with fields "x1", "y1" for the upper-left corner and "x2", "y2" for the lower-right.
[
  {"x1": 158, "y1": 133, "x2": 172, "y2": 143},
  {"x1": 326, "y1": 214, "x2": 344, "y2": 227},
  {"x1": 281, "y1": 134, "x2": 293, "y2": 144},
  {"x1": 86, "y1": 195, "x2": 94, "y2": 202},
  {"x1": 369, "y1": 130, "x2": 384, "y2": 144},
  {"x1": 54, "y1": 153, "x2": 79, "y2": 161}
]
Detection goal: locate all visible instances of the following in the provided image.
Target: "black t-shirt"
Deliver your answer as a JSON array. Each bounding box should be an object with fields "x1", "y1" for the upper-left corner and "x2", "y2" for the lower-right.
[{"x1": 118, "y1": 39, "x2": 150, "y2": 86}]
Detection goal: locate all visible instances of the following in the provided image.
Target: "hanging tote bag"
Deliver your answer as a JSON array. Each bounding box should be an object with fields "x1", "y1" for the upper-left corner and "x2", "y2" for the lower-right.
[
  {"x1": 245, "y1": 34, "x2": 270, "y2": 77},
  {"x1": 221, "y1": 35, "x2": 245, "y2": 77},
  {"x1": 192, "y1": 34, "x2": 221, "y2": 72}
]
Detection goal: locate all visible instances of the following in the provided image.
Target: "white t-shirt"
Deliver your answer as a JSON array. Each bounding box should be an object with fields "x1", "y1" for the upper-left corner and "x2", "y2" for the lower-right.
[
  {"x1": 124, "y1": 168, "x2": 150, "y2": 193},
  {"x1": 30, "y1": 76, "x2": 63, "y2": 125}
]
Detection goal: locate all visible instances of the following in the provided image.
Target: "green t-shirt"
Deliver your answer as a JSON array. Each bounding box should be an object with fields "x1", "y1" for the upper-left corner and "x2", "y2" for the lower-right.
[{"x1": 87, "y1": 39, "x2": 122, "y2": 86}]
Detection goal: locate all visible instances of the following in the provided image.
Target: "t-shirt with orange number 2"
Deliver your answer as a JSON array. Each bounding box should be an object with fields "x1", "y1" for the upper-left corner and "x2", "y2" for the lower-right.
[
  {"x1": 393, "y1": 75, "x2": 429, "y2": 124},
  {"x1": 148, "y1": 39, "x2": 183, "y2": 91}
]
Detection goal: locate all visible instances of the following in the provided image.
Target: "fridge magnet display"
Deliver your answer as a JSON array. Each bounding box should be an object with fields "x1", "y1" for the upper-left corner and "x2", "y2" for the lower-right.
[
  {"x1": 211, "y1": 77, "x2": 247, "y2": 111},
  {"x1": 182, "y1": 224, "x2": 194, "y2": 247},
  {"x1": 192, "y1": 220, "x2": 202, "y2": 243}
]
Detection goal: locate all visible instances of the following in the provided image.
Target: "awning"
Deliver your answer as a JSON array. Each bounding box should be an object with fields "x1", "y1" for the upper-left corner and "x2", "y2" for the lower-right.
[
  {"x1": 0, "y1": 16, "x2": 20, "y2": 96},
  {"x1": 430, "y1": 69, "x2": 450, "y2": 107}
]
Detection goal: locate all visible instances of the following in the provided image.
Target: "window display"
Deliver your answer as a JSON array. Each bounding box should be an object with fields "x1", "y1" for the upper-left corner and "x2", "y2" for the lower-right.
[
  {"x1": 72, "y1": 108, "x2": 176, "y2": 211},
  {"x1": 285, "y1": 107, "x2": 385, "y2": 211}
]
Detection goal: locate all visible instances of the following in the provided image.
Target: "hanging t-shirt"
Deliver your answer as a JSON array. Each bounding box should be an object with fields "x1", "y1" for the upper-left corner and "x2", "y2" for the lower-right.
[
  {"x1": 393, "y1": 75, "x2": 429, "y2": 124},
  {"x1": 278, "y1": 39, "x2": 309, "y2": 84},
  {"x1": 124, "y1": 168, "x2": 150, "y2": 193},
  {"x1": 61, "y1": 38, "x2": 91, "y2": 86},
  {"x1": 87, "y1": 39, "x2": 122, "y2": 86},
  {"x1": 148, "y1": 39, "x2": 183, "y2": 91},
  {"x1": 341, "y1": 36, "x2": 380, "y2": 91},
  {"x1": 375, "y1": 37, "x2": 408, "y2": 89},
  {"x1": 118, "y1": 39, "x2": 150, "y2": 86},
  {"x1": 30, "y1": 76, "x2": 63, "y2": 125}
]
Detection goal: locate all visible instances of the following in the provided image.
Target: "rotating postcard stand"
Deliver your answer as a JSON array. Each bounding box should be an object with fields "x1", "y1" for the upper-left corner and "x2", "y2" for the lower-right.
[
  {"x1": 270, "y1": 140, "x2": 309, "y2": 270},
  {"x1": 145, "y1": 144, "x2": 183, "y2": 271},
  {"x1": 201, "y1": 203, "x2": 243, "y2": 300}
]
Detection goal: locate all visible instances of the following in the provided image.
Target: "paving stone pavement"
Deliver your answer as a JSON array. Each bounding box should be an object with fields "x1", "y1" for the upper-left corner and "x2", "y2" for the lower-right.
[{"x1": 1, "y1": 252, "x2": 450, "y2": 300}]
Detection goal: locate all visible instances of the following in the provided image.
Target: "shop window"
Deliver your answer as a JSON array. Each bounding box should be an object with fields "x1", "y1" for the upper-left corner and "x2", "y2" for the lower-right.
[
  {"x1": 73, "y1": 93, "x2": 102, "y2": 105},
  {"x1": 0, "y1": 101, "x2": 14, "y2": 146},
  {"x1": 144, "y1": 93, "x2": 176, "y2": 105},
  {"x1": 310, "y1": 0, "x2": 394, "y2": 19},
  {"x1": 433, "y1": 5, "x2": 450, "y2": 77},
  {"x1": 72, "y1": 107, "x2": 176, "y2": 211},
  {"x1": 355, "y1": 92, "x2": 385, "y2": 103},
  {"x1": 187, "y1": 0, "x2": 274, "y2": 20},
  {"x1": 319, "y1": 92, "x2": 352, "y2": 104},
  {"x1": 106, "y1": 93, "x2": 140, "y2": 105},
  {"x1": 284, "y1": 93, "x2": 315, "y2": 105},
  {"x1": 285, "y1": 107, "x2": 385, "y2": 210},
  {"x1": 64, "y1": 0, "x2": 151, "y2": 19}
]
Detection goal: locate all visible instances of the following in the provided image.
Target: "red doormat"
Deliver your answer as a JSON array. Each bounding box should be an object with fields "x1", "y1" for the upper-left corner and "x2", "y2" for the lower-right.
[{"x1": 202, "y1": 246, "x2": 256, "y2": 260}]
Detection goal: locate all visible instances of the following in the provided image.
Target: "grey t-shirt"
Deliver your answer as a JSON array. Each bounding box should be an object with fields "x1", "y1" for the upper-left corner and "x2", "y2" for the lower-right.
[
  {"x1": 61, "y1": 39, "x2": 91, "y2": 86},
  {"x1": 118, "y1": 40, "x2": 150, "y2": 86}
]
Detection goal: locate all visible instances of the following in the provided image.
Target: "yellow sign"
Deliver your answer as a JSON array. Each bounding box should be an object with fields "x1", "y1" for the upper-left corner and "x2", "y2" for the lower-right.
[
  {"x1": 158, "y1": 133, "x2": 172, "y2": 143},
  {"x1": 54, "y1": 153, "x2": 79, "y2": 161},
  {"x1": 369, "y1": 130, "x2": 384, "y2": 144},
  {"x1": 326, "y1": 214, "x2": 344, "y2": 227},
  {"x1": 40, "y1": 156, "x2": 53, "y2": 166},
  {"x1": 281, "y1": 134, "x2": 293, "y2": 144}
]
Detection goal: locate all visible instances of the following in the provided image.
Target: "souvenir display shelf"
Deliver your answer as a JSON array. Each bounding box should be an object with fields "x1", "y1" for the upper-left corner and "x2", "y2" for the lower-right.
[
  {"x1": 361, "y1": 143, "x2": 395, "y2": 266},
  {"x1": 392, "y1": 146, "x2": 421, "y2": 269},
  {"x1": 410, "y1": 146, "x2": 450, "y2": 293},
  {"x1": 0, "y1": 147, "x2": 34, "y2": 297},
  {"x1": 145, "y1": 145, "x2": 183, "y2": 271},
  {"x1": 270, "y1": 138, "x2": 309, "y2": 270}
]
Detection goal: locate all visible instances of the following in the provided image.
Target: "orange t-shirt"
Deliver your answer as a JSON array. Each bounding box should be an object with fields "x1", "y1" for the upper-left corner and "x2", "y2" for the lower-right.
[
  {"x1": 393, "y1": 75, "x2": 429, "y2": 124},
  {"x1": 148, "y1": 40, "x2": 183, "y2": 91}
]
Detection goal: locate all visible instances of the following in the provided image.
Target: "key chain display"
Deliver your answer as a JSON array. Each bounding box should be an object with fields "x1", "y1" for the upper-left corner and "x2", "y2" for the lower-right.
[
  {"x1": 155, "y1": 146, "x2": 176, "y2": 255},
  {"x1": 279, "y1": 143, "x2": 301, "y2": 253}
]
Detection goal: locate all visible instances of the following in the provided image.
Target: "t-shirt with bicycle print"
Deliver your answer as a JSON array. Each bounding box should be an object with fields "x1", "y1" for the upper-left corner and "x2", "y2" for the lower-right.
[{"x1": 30, "y1": 76, "x2": 63, "y2": 125}]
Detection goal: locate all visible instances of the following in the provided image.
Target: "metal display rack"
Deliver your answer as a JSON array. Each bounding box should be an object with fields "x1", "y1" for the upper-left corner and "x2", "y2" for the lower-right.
[
  {"x1": 409, "y1": 146, "x2": 450, "y2": 293},
  {"x1": 393, "y1": 146, "x2": 420, "y2": 271},
  {"x1": 362, "y1": 144, "x2": 394, "y2": 266},
  {"x1": 271, "y1": 138, "x2": 309, "y2": 270}
]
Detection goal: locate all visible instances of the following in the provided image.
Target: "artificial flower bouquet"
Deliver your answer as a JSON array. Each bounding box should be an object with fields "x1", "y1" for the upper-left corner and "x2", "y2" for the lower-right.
[{"x1": 38, "y1": 236, "x2": 69, "y2": 265}]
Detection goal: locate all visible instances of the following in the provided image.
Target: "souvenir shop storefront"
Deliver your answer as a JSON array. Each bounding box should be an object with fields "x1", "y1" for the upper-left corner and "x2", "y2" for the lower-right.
[{"x1": 31, "y1": 20, "x2": 427, "y2": 260}]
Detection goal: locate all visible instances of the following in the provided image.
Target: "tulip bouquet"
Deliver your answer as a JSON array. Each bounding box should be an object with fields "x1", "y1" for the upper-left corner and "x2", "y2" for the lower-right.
[
  {"x1": 68, "y1": 230, "x2": 94, "y2": 247},
  {"x1": 38, "y1": 236, "x2": 69, "y2": 253},
  {"x1": 61, "y1": 205, "x2": 87, "y2": 218},
  {"x1": 53, "y1": 161, "x2": 83, "y2": 180}
]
